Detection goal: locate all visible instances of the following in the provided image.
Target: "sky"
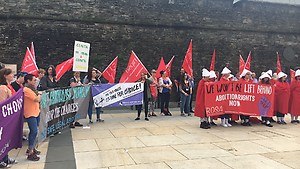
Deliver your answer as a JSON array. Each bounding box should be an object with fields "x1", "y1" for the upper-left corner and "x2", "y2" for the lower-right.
[{"x1": 233, "y1": 0, "x2": 300, "y2": 5}]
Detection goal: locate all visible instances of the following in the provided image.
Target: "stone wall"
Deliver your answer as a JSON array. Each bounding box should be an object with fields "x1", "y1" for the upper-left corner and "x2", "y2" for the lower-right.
[{"x1": 0, "y1": 0, "x2": 299, "y2": 99}]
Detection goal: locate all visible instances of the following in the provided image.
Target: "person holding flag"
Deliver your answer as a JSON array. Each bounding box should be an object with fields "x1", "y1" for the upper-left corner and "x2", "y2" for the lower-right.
[
  {"x1": 38, "y1": 65, "x2": 58, "y2": 91},
  {"x1": 195, "y1": 68, "x2": 211, "y2": 129},
  {"x1": 135, "y1": 72, "x2": 153, "y2": 121}
]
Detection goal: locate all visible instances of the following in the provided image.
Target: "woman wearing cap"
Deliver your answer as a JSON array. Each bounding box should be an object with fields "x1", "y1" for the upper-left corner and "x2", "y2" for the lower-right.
[
  {"x1": 195, "y1": 68, "x2": 210, "y2": 129},
  {"x1": 39, "y1": 65, "x2": 58, "y2": 91},
  {"x1": 275, "y1": 72, "x2": 290, "y2": 124},
  {"x1": 208, "y1": 71, "x2": 218, "y2": 126},
  {"x1": 179, "y1": 73, "x2": 192, "y2": 117},
  {"x1": 259, "y1": 72, "x2": 273, "y2": 127},
  {"x1": 289, "y1": 69, "x2": 300, "y2": 123},
  {"x1": 0, "y1": 68, "x2": 17, "y2": 167},
  {"x1": 219, "y1": 67, "x2": 232, "y2": 127},
  {"x1": 239, "y1": 69, "x2": 252, "y2": 126},
  {"x1": 23, "y1": 74, "x2": 42, "y2": 161},
  {"x1": 158, "y1": 70, "x2": 172, "y2": 116}
]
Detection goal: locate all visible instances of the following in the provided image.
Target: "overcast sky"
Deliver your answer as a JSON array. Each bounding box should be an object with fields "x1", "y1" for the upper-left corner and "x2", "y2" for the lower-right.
[{"x1": 234, "y1": 0, "x2": 300, "y2": 5}]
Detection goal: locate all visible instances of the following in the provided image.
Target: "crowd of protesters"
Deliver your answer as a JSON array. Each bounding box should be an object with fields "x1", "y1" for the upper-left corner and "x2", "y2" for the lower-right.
[{"x1": 1, "y1": 60, "x2": 300, "y2": 167}]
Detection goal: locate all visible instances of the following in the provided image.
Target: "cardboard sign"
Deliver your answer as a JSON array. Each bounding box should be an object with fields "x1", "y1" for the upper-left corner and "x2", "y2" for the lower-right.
[{"x1": 73, "y1": 41, "x2": 90, "y2": 72}]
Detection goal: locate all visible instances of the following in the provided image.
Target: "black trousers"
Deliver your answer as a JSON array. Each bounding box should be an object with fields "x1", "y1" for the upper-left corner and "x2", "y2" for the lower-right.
[
  {"x1": 160, "y1": 92, "x2": 170, "y2": 113},
  {"x1": 136, "y1": 98, "x2": 149, "y2": 118},
  {"x1": 189, "y1": 91, "x2": 194, "y2": 111},
  {"x1": 276, "y1": 112, "x2": 285, "y2": 117},
  {"x1": 240, "y1": 115, "x2": 250, "y2": 120}
]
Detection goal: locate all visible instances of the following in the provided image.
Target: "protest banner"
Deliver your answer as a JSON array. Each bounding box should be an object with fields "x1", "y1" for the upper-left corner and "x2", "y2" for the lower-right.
[
  {"x1": 38, "y1": 86, "x2": 90, "y2": 142},
  {"x1": 92, "y1": 83, "x2": 144, "y2": 108},
  {"x1": 0, "y1": 89, "x2": 24, "y2": 159},
  {"x1": 73, "y1": 40, "x2": 90, "y2": 72},
  {"x1": 204, "y1": 81, "x2": 275, "y2": 117}
]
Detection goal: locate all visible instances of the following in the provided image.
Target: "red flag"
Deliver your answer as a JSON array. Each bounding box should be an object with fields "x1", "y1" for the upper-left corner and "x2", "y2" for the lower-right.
[
  {"x1": 156, "y1": 57, "x2": 167, "y2": 78},
  {"x1": 290, "y1": 69, "x2": 295, "y2": 83},
  {"x1": 21, "y1": 47, "x2": 38, "y2": 76},
  {"x1": 182, "y1": 40, "x2": 193, "y2": 76},
  {"x1": 30, "y1": 42, "x2": 36, "y2": 61},
  {"x1": 102, "y1": 56, "x2": 118, "y2": 83},
  {"x1": 210, "y1": 49, "x2": 216, "y2": 71},
  {"x1": 55, "y1": 57, "x2": 74, "y2": 81},
  {"x1": 239, "y1": 55, "x2": 245, "y2": 75},
  {"x1": 277, "y1": 52, "x2": 282, "y2": 74},
  {"x1": 244, "y1": 51, "x2": 252, "y2": 70},
  {"x1": 166, "y1": 56, "x2": 175, "y2": 77},
  {"x1": 119, "y1": 51, "x2": 148, "y2": 83}
]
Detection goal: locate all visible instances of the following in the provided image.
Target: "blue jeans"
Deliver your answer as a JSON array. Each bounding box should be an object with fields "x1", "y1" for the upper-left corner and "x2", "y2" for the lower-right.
[
  {"x1": 26, "y1": 116, "x2": 40, "y2": 150},
  {"x1": 180, "y1": 93, "x2": 191, "y2": 113},
  {"x1": 88, "y1": 101, "x2": 102, "y2": 120}
]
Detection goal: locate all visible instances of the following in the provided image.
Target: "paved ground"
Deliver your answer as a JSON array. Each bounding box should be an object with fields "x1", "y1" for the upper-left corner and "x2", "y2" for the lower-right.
[{"x1": 9, "y1": 108, "x2": 300, "y2": 169}]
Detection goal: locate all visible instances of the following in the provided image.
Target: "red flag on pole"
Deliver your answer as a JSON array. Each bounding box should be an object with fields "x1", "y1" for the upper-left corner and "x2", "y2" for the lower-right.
[
  {"x1": 290, "y1": 69, "x2": 295, "y2": 83},
  {"x1": 239, "y1": 55, "x2": 245, "y2": 76},
  {"x1": 182, "y1": 39, "x2": 193, "y2": 76},
  {"x1": 21, "y1": 47, "x2": 38, "y2": 76},
  {"x1": 156, "y1": 57, "x2": 167, "y2": 78},
  {"x1": 119, "y1": 51, "x2": 148, "y2": 83},
  {"x1": 276, "y1": 52, "x2": 282, "y2": 74},
  {"x1": 102, "y1": 56, "x2": 118, "y2": 83},
  {"x1": 244, "y1": 51, "x2": 252, "y2": 70},
  {"x1": 55, "y1": 57, "x2": 74, "y2": 81},
  {"x1": 30, "y1": 42, "x2": 36, "y2": 61},
  {"x1": 210, "y1": 49, "x2": 216, "y2": 71},
  {"x1": 166, "y1": 56, "x2": 175, "y2": 77}
]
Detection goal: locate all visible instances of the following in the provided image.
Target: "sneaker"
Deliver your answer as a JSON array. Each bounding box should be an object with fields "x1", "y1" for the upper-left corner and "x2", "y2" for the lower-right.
[
  {"x1": 187, "y1": 113, "x2": 192, "y2": 116},
  {"x1": 135, "y1": 117, "x2": 140, "y2": 120},
  {"x1": 26, "y1": 149, "x2": 41, "y2": 155},
  {"x1": 200, "y1": 122, "x2": 209, "y2": 129},
  {"x1": 89, "y1": 120, "x2": 93, "y2": 124},
  {"x1": 22, "y1": 135, "x2": 27, "y2": 141},
  {"x1": 96, "y1": 119, "x2": 104, "y2": 122},
  {"x1": 74, "y1": 122, "x2": 83, "y2": 127},
  {"x1": 27, "y1": 154, "x2": 40, "y2": 161},
  {"x1": 6, "y1": 158, "x2": 17, "y2": 165},
  {"x1": 266, "y1": 123, "x2": 273, "y2": 127},
  {"x1": 180, "y1": 113, "x2": 186, "y2": 117},
  {"x1": 145, "y1": 118, "x2": 149, "y2": 121},
  {"x1": 210, "y1": 121, "x2": 217, "y2": 126},
  {"x1": 69, "y1": 123, "x2": 75, "y2": 128},
  {"x1": 167, "y1": 112, "x2": 172, "y2": 116},
  {"x1": 221, "y1": 123, "x2": 228, "y2": 127},
  {"x1": 0, "y1": 161, "x2": 9, "y2": 168}
]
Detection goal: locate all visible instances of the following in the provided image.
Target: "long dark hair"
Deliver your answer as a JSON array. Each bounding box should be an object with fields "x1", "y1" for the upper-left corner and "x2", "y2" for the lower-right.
[
  {"x1": 261, "y1": 78, "x2": 270, "y2": 84},
  {"x1": 0, "y1": 68, "x2": 12, "y2": 85},
  {"x1": 87, "y1": 68, "x2": 95, "y2": 82},
  {"x1": 45, "y1": 65, "x2": 56, "y2": 77},
  {"x1": 180, "y1": 73, "x2": 188, "y2": 85}
]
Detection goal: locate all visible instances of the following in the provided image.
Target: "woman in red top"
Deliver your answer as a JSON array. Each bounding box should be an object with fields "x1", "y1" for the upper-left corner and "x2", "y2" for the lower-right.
[
  {"x1": 195, "y1": 68, "x2": 210, "y2": 129},
  {"x1": 275, "y1": 72, "x2": 290, "y2": 124},
  {"x1": 239, "y1": 69, "x2": 252, "y2": 126},
  {"x1": 289, "y1": 70, "x2": 300, "y2": 123}
]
